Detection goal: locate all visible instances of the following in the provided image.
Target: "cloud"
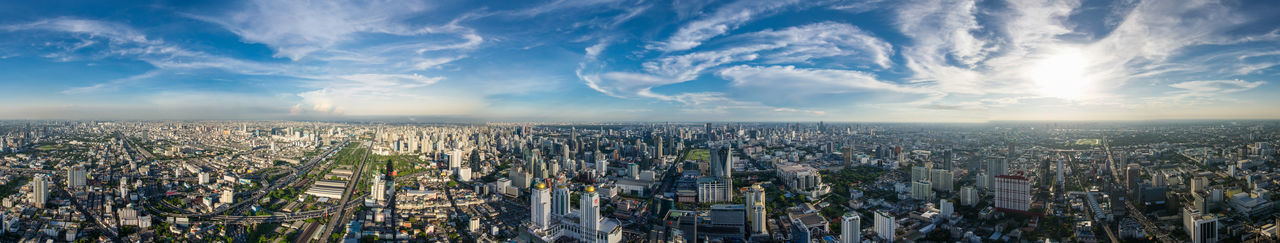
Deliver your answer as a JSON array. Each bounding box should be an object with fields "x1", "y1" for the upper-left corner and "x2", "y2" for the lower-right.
[
  {"x1": 1168, "y1": 80, "x2": 1265, "y2": 96},
  {"x1": 188, "y1": 0, "x2": 479, "y2": 60},
  {"x1": 718, "y1": 65, "x2": 929, "y2": 94},
  {"x1": 648, "y1": 0, "x2": 802, "y2": 52}
]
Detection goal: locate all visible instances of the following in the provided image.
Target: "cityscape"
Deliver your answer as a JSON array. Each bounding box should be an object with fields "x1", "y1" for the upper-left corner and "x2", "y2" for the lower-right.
[{"x1": 1, "y1": 0, "x2": 1280, "y2": 243}]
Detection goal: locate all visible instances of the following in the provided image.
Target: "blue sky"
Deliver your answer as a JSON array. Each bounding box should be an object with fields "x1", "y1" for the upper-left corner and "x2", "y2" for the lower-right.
[{"x1": 0, "y1": 0, "x2": 1278, "y2": 122}]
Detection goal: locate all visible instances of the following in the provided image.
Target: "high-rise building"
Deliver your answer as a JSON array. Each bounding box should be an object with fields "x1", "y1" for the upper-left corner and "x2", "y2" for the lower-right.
[
  {"x1": 450, "y1": 149, "x2": 463, "y2": 169},
  {"x1": 597, "y1": 158, "x2": 609, "y2": 178},
  {"x1": 987, "y1": 159, "x2": 1007, "y2": 188},
  {"x1": 911, "y1": 166, "x2": 929, "y2": 183},
  {"x1": 874, "y1": 211, "x2": 896, "y2": 243},
  {"x1": 842, "y1": 212, "x2": 861, "y2": 243},
  {"x1": 656, "y1": 136, "x2": 664, "y2": 164},
  {"x1": 710, "y1": 145, "x2": 733, "y2": 178},
  {"x1": 372, "y1": 175, "x2": 387, "y2": 202},
  {"x1": 960, "y1": 186, "x2": 978, "y2": 206},
  {"x1": 30, "y1": 174, "x2": 49, "y2": 208},
  {"x1": 746, "y1": 184, "x2": 768, "y2": 235},
  {"x1": 581, "y1": 185, "x2": 600, "y2": 233},
  {"x1": 994, "y1": 174, "x2": 1031, "y2": 212},
  {"x1": 1056, "y1": 159, "x2": 1066, "y2": 187},
  {"x1": 530, "y1": 183, "x2": 551, "y2": 230},
  {"x1": 939, "y1": 199, "x2": 954, "y2": 218},
  {"x1": 628, "y1": 163, "x2": 639, "y2": 180},
  {"x1": 67, "y1": 165, "x2": 86, "y2": 188},
  {"x1": 1191, "y1": 176, "x2": 1208, "y2": 194},
  {"x1": 220, "y1": 188, "x2": 235, "y2": 204},
  {"x1": 931, "y1": 169, "x2": 953, "y2": 192},
  {"x1": 1183, "y1": 207, "x2": 1219, "y2": 243},
  {"x1": 911, "y1": 181, "x2": 933, "y2": 201},
  {"x1": 552, "y1": 184, "x2": 571, "y2": 216}
]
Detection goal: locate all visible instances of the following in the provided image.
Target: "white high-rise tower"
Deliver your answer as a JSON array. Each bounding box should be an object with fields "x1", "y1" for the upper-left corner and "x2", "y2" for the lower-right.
[
  {"x1": 530, "y1": 182, "x2": 551, "y2": 230},
  {"x1": 581, "y1": 185, "x2": 600, "y2": 232},
  {"x1": 746, "y1": 184, "x2": 767, "y2": 235},
  {"x1": 842, "y1": 212, "x2": 861, "y2": 243}
]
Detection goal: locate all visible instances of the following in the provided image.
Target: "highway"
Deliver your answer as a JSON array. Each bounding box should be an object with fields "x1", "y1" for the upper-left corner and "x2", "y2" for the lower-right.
[{"x1": 1104, "y1": 139, "x2": 1175, "y2": 243}]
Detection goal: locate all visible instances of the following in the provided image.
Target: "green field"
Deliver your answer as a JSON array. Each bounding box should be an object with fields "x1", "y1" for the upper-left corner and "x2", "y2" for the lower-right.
[
  {"x1": 682, "y1": 149, "x2": 710, "y2": 162},
  {"x1": 1074, "y1": 139, "x2": 1101, "y2": 145}
]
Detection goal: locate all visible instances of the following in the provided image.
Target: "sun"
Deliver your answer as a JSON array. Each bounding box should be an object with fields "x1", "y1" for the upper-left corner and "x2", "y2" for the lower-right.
[{"x1": 1029, "y1": 48, "x2": 1092, "y2": 99}]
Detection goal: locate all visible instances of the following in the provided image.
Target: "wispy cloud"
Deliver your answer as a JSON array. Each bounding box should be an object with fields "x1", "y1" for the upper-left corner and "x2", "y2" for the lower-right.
[{"x1": 647, "y1": 0, "x2": 802, "y2": 52}]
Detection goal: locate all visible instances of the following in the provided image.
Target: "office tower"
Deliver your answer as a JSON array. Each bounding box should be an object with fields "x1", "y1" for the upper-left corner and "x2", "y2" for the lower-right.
[
  {"x1": 931, "y1": 168, "x2": 953, "y2": 192},
  {"x1": 994, "y1": 174, "x2": 1031, "y2": 212},
  {"x1": 842, "y1": 212, "x2": 860, "y2": 243},
  {"x1": 710, "y1": 145, "x2": 733, "y2": 178},
  {"x1": 67, "y1": 165, "x2": 86, "y2": 188},
  {"x1": 552, "y1": 184, "x2": 571, "y2": 216},
  {"x1": 1126, "y1": 164, "x2": 1142, "y2": 201},
  {"x1": 30, "y1": 174, "x2": 49, "y2": 208},
  {"x1": 1183, "y1": 207, "x2": 1218, "y2": 243},
  {"x1": 874, "y1": 211, "x2": 896, "y2": 243},
  {"x1": 581, "y1": 185, "x2": 600, "y2": 233},
  {"x1": 1040, "y1": 158, "x2": 1053, "y2": 186},
  {"x1": 960, "y1": 186, "x2": 978, "y2": 206},
  {"x1": 530, "y1": 182, "x2": 551, "y2": 230},
  {"x1": 597, "y1": 158, "x2": 609, "y2": 178},
  {"x1": 656, "y1": 136, "x2": 664, "y2": 163},
  {"x1": 628, "y1": 163, "x2": 639, "y2": 180},
  {"x1": 987, "y1": 158, "x2": 1007, "y2": 187},
  {"x1": 842, "y1": 147, "x2": 854, "y2": 166},
  {"x1": 450, "y1": 149, "x2": 463, "y2": 169},
  {"x1": 198, "y1": 171, "x2": 210, "y2": 185},
  {"x1": 746, "y1": 184, "x2": 767, "y2": 235},
  {"x1": 1056, "y1": 159, "x2": 1065, "y2": 187}
]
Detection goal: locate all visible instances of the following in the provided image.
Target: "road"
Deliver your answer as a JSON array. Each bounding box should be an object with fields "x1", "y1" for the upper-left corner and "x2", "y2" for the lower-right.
[
  {"x1": 57, "y1": 185, "x2": 121, "y2": 242},
  {"x1": 318, "y1": 139, "x2": 373, "y2": 243},
  {"x1": 1104, "y1": 139, "x2": 1174, "y2": 243}
]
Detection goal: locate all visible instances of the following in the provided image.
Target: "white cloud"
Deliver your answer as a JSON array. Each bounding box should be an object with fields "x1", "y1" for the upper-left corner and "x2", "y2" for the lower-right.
[
  {"x1": 648, "y1": 0, "x2": 801, "y2": 52},
  {"x1": 718, "y1": 65, "x2": 930, "y2": 94}
]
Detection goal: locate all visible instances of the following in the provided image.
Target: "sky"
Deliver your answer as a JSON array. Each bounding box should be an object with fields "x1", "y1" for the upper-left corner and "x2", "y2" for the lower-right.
[{"x1": 0, "y1": 0, "x2": 1278, "y2": 122}]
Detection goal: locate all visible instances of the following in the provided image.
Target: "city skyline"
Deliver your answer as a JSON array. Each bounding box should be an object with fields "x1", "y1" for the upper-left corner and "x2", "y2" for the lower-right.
[{"x1": 1, "y1": 0, "x2": 1279, "y2": 122}]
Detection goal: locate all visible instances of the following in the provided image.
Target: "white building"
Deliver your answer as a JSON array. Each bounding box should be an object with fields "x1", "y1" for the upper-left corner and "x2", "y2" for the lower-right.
[
  {"x1": 30, "y1": 174, "x2": 50, "y2": 208},
  {"x1": 531, "y1": 183, "x2": 551, "y2": 230},
  {"x1": 67, "y1": 165, "x2": 87, "y2": 188},
  {"x1": 746, "y1": 184, "x2": 768, "y2": 236},
  {"x1": 911, "y1": 181, "x2": 934, "y2": 201},
  {"x1": 1183, "y1": 207, "x2": 1218, "y2": 243},
  {"x1": 874, "y1": 211, "x2": 896, "y2": 243},
  {"x1": 449, "y1": 149, "x2": 463, "y2": 169},
  {"x1": 842, "y1": 212, "x2": 860, "y2": 243},
  {"x1": 939, "y1": 199, "x2": 954, "y2": 218},
  {"x1": 931, "y1": 169, "x2": 952, "y2": 192}
]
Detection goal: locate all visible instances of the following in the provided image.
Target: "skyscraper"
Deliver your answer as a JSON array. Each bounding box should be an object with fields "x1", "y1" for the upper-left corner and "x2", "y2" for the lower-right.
[
  {"x1": 581, "y1": 185, "x2": 600, "y2": 233},
  {"x1": 655, "y1": 136, "x2": 664, "y2": 164},
  {"x1": 710, "y1": 145, "x2": 733, "y2": 178},
  {"x1": 552, "y1": 184, "x2": 571, "y2": 216},
  {"x1": 30, "y1": 174, "x2": 49, "y2": 208},
  {"x1": 746, "y1": 184, "x2": 767, "y2": 235},
  {"x1": 842, "y1": 212, "x2": 861, "y2": 243},
  {"x1": 531, "y1": 182, "x2": 551, "y2": 230},
  {"x1": 449, "y1": 149, "x2": 463, "y2": 169}
]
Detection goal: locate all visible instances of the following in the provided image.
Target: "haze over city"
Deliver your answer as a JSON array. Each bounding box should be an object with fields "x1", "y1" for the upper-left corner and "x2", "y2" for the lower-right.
[
  {"x1": 0, "y1": 0, "x2": 1277, "y2": 121},
  {"x1": 3, "y1": 1, "x2": 1280, "y2": 243}
]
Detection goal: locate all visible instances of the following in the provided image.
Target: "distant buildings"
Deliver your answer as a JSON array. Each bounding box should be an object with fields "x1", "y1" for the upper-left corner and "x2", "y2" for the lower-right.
[{"x1": 994, "y1": 174, "x2": 1031, "y2": 213}]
